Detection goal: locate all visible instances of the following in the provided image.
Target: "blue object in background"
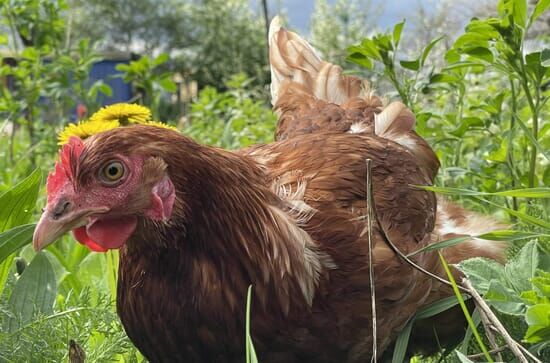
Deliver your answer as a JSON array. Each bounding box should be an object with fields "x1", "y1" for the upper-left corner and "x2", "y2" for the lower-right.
[{"x1": 89, "y1": 58, "x2": 133, "y2": 104}]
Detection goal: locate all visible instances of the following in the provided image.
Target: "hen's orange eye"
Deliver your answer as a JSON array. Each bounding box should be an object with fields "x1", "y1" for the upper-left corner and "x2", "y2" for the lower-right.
[{"x1": 100, "y1": 161, "x2": 125, "y2": 184}]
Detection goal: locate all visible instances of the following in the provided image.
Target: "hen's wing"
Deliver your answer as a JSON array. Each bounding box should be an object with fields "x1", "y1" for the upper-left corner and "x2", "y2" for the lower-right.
[{"x1": 243, "y1": 131, "x2": 440, "y2": 358}]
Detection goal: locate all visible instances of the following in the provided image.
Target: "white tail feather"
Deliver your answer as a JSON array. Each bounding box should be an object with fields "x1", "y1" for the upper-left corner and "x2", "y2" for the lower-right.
[{"x1": 269, "y1": 16, "x2": 368, "y2": 106}]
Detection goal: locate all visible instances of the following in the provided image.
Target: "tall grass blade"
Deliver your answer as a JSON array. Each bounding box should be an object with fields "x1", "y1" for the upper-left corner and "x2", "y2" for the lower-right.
[
  {"x1": 439, "y1": 253, "x2": 493, "y2": 362},
  {"x1": 414, "y1": 185, "x2": 550, "y2": 198},
  {"x1": 245, "y1": 285, "x2": 259, "y2": 363}
]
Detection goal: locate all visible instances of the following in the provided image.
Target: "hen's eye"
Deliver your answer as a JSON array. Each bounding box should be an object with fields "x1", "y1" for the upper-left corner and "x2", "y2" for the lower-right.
[{"x1": 100, "y1": 161, "x2": 125, "y2": 184}]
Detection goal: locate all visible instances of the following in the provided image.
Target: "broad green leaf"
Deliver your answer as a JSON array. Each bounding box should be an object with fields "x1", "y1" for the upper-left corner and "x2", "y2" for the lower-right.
[
  {"x1": 359, "y1": 38, "x2": 382, "y2": 60},
  {"x1": 347, "y1": 50, "x2": 373, "y2": 69},
  {"x1": 0, "y1": 256, "x2": 14, "y2": 297},
  {"x1": 158, "y1": 77, "x2": 177, "y2": 92},
  {"x1": 450, "y1": 116, "x2": 484, "y2": 137},
  {"x1": 524, "y1": 304, "x2": 550, "y2": 343},
  {"x1": 429, "y1": 73, "x2": 461, "y2": 84},
  {"x1": 529, "y1": 0, "x2": 550, "y2": 28},
  {"x1": 531, "y1": 270, "x2": 550, "y2": 298},
  {"x1": 0, "y1": 169, "x2": 41, "y2": 231},
  {"x1": 484, "y1": 280, "x2": 525, "y2": 315},
  {"x1": 459, "y1": 258, "x2": 505, "y2": 294},
  {"x1": 512, "y1": 0, "x2": 528, "y2": 28},
  {"x1": 392, "y1": 20, "x2": 405, "y2": 47},
  {"x1": 505, "y1": 241, "x2": 550, "y2": 293},
  {"x1": 541, "y1": 48, "x2": 550, "y2": 67},
  {"x1": 153, "y1": 53, "x2": 169, "y2": 66},
  {"x1": 465, "y1": 47, "x2": 494, "y2": 63},
  {"x1": 0, "y1": 224, "x2": 36, "y2": 263},
  {"x1": 5, "y1": 252, "x2": 57, "y2": 333},
  {"x1": 399, "y1": 59, "x2": 420, "y2": 71}
]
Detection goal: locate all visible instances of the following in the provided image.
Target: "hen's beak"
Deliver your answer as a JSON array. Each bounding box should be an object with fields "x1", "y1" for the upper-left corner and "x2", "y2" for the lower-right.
[{"x1": 33, "y1": 201, "x2": 108, "y2": 251}]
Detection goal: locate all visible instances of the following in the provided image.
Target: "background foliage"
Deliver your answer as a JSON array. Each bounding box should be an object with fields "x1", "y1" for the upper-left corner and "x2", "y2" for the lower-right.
[{"x1": 0, "y1": 0, "x2": 549, "y2": 362}]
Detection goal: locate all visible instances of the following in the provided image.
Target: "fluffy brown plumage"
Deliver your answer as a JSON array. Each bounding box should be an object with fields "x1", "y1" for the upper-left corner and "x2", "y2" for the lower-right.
[{"x1": 33, "y1": 18, "x2": 507, "y2": 363}]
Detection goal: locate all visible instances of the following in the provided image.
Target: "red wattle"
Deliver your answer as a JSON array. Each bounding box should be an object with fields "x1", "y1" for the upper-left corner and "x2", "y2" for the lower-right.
[
  {"x1": 72, "y1": 216, "x2": 137, "y2": 252},
  {"x1": 73, "y1": 226, "x2": 108, "y2": 252}
]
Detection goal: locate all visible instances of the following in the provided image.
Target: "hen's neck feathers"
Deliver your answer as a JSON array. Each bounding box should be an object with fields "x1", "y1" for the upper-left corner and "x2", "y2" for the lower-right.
[{"x1": 121, "y1": 132, "x2": 328, "y2": 314}]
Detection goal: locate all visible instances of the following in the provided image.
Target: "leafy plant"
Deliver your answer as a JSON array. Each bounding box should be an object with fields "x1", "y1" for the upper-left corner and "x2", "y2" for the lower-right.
[
  {"x1": 185, "y1": 73, "x2": 276, "y2": 149},
  {"x1": 116, "y1": 53, "x2": 176, "y2": 117}
]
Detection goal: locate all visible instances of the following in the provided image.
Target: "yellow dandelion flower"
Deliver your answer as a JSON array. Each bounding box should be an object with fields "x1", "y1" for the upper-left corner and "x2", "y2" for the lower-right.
[
  {"x1": 58, "y1": 119, "x2": 120, "y2": 145},
  {"x1": 144, "y1": 120, "x2": 179, "y2": 132},
  {"x1": 89, "y1": 103, "x2": 152, "y2": 125}
]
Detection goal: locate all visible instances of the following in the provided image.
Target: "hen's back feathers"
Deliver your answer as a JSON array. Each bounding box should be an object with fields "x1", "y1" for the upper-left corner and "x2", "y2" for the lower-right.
[{"x1": 268, "y1": 17, "x2": 440, "y2": 180}]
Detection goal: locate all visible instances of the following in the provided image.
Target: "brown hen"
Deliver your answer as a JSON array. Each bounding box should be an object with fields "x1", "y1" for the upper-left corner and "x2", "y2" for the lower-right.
[{"x1": 33, "y1": 18, "x2": 505, "y2": 363}]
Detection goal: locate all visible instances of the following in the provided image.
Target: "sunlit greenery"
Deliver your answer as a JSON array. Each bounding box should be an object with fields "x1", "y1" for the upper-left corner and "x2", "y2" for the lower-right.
[{"x1": 0, "y1": 0, "x2": 549, "y2": 362}]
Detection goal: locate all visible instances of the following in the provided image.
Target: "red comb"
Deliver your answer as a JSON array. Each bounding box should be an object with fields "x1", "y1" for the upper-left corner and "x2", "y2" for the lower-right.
[{"x1": 46, "y1": 136, "x2": 84, "y2": 202}]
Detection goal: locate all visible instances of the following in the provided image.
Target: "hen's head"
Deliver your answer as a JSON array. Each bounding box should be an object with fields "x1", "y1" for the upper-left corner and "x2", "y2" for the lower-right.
[{"x1": 33, "y1": 127, "x2": 177, "y2": 252}]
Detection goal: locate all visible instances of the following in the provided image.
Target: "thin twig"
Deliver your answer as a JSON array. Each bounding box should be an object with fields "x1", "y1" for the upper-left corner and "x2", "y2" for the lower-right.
[
  {"x1": 478, "y1": 308, "x2": 504, "y2": 362},
  {"x1": 467, "y1": 346, "x2": 507, "y2": 360},
  {"x1": 462, "y1": 278, "x2": 533, "y2": 363},
  {"x1": 515, "y1": 340, "x2": 543, "y2": 363},
  {"x1": 365, "y1": 159, "x2": 377, "y2": 363},
  {"x1": 369, "y1": 187, "x2": 469, "y2": 293}
]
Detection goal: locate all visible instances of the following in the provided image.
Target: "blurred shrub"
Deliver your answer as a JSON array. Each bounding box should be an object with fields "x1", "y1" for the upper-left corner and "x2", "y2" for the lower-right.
[{"x1": 185, "y1": 74, "x2": 276, "y2": 149}]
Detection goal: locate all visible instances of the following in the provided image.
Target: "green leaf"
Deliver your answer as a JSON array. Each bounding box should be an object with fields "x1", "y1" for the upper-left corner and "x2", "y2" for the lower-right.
[
  {"x1": 99, "y1": 82, "x2": 113, "y2": 97},
  {"x1": 153, "y1": 53, "x2": 169, "y2": 66},
  {"x1": 359, "y1": 38, "x2": 382, "y2": 60},
  {"x1": 5, "y1": 252, "x2": 57, "y2": 333},
  {"x1": 414, "y1": 185, "x2": 550, "y2": 198},
  {"x1": 392, "y1": 20, "x2": 405, "y2": 48},
  {"x1": 392, "y1": 295, "x2": 464, "y2": 362},
  {"x1": 408, "y1": 236, "x2": 470, "y2": 257},
  {"x1": 512, "y1": 0, "x2": 528, "y2": 28},
  {"x1": 158, "y1": 77, "x2": 177, "y2": 92},
  {"x1": 541, "y1": 48, "x2": 550, "y2": 67},
  {"x1": 529, "y1": 0, "x2": 550, "y2": 28},
  {"x1": 392, "y1": 319, "x2": 412, "y2": 363},
  {"x1": 484, "y1": 280, "x2": 525, "y2": 315},
  {"x1": 514, "y1": 113, "x2": 550, "y2": 161},
  {"x1": 455, "y1": 350, "x2": 475, "y2": 363},
  {"x1": 399, "y1": 59, "x2": 420, "y2": 71},
  {"x1": 450, "y1": 116, "x2": 484, "y2": 137},
  {"x1": 465, "y1": 47, "x2": 494, "y2": 63},
  {"x1": 429, "y1": 73, "x2": 461, "y2": 86},
  {"x1": 505, "y1": 241, "x2": 550, "y2": 293},
  {"x1": 347, "y1": 51, "x2": 373, "y2": 69},
  {"x1": 459, "y1": 258, "x2": 505, "y2": 294},
  {"x1": 0, "y1": 169, "x2": 41, "y2": 231},
  {"x1": 0, "y1": 224, "x2": 36, "y2": 264},
  {"x1": 524, "y1": 304, "x2": 550, "y2": 343},
  {"x1": 421, "y1": 36, "x2": 444, "y2": 66},
  {"x1": 477, "y1": 230, "x2": 550, "y2": 241}
]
